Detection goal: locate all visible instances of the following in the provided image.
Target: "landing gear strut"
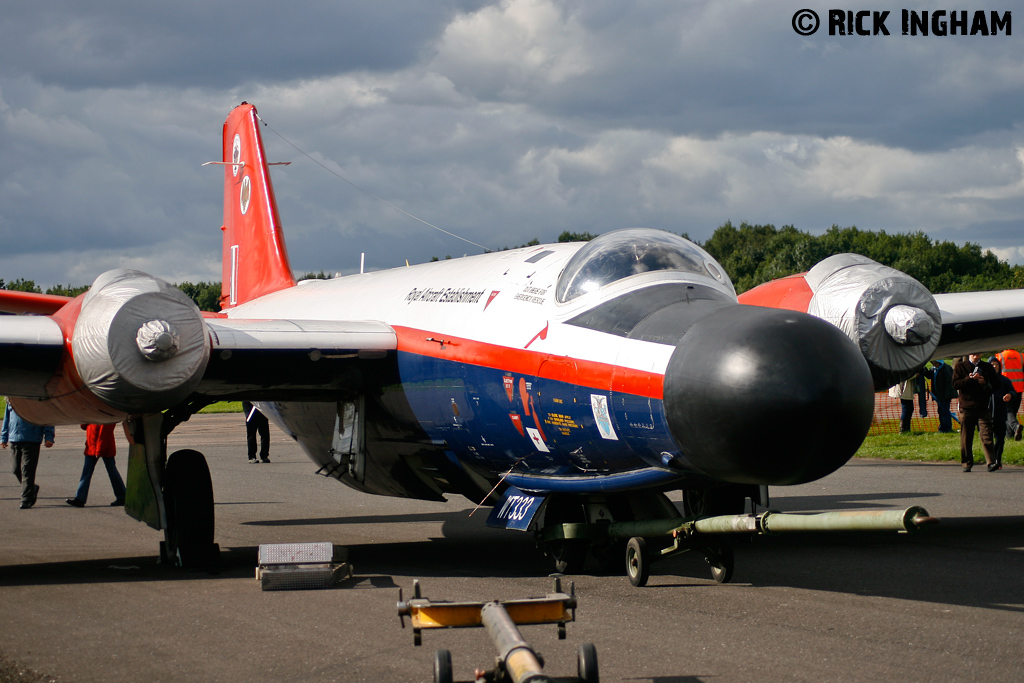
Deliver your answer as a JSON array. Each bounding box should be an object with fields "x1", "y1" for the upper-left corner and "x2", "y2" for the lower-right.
[{"x1": 126, "y1": 412, "x2": 220, "y2": 569}]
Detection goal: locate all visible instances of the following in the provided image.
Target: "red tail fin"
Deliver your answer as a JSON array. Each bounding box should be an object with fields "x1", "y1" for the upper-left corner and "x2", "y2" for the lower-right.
[{"x1": 219, "y1": 103, "x2": 295, "y2": 310}]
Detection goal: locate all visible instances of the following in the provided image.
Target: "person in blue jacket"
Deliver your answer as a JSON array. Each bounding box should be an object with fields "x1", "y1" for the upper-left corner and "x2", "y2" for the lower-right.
[{"x1": 2, "y1": 401, "x2": 55, "y2": 509}]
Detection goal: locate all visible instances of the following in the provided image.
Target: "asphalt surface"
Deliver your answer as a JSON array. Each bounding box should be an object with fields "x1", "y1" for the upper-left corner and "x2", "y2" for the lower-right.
[{"x1": 1, "y1": 414, "x2": 1023, "y2": 683}]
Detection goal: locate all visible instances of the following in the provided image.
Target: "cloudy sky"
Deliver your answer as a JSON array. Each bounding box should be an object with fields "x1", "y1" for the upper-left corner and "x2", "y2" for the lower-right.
[{"x1": 1, "y1": 0, "x2": 1022, "y2": 289}]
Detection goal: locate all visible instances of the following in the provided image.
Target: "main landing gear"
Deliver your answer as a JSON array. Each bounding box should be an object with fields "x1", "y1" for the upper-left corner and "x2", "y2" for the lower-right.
[
  {"x1": 161, "y1": 449, "x2": 219, "y2": 568},
  {"x1": 126, "y1": 411, "x2": 220, "y2": 569}
]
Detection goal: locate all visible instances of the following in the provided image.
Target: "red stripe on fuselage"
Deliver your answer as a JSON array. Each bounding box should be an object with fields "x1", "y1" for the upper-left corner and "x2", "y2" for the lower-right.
[{"x1": 393, "y1": 325, "x2": 665, "y2": 399}]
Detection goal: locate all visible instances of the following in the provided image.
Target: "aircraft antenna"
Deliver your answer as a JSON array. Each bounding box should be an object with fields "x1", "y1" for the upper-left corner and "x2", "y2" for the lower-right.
[{"x1": 255, "y1": 113, "x2": 493, "y2": 253}]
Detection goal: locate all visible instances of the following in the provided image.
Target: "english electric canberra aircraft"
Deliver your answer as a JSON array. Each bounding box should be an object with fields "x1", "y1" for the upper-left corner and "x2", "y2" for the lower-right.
[{"x1": 2, "y1": 103, "x2": 1022, "y2": 584}]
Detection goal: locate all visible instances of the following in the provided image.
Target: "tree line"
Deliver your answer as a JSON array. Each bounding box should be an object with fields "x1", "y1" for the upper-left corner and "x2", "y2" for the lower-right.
[{"x1": 3, "y1": 224, "x2": 1021, "y2": 310}]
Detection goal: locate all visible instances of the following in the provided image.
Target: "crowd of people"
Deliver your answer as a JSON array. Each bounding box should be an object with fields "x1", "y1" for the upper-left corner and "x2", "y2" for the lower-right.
[
  {"x1": 891, "y1": 349, "x2": 1023, "y2": 472},
  {"x1": 4, "y1": 401, "x2": 272, "y2": 509}
]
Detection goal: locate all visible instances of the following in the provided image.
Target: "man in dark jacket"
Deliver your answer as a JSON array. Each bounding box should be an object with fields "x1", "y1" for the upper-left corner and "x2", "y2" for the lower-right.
[
  {"x1": 952, "y1": 354, "x2": 998, "y2": 472},
  {"x1": 930, "y1": 359, "x2": 958, "y2": 433}
]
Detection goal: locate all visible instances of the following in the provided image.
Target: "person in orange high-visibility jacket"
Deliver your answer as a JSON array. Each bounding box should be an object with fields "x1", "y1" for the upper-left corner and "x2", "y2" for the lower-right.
[{"x1": 996, "y1": 349, "x2": 1023, "y2": 441}]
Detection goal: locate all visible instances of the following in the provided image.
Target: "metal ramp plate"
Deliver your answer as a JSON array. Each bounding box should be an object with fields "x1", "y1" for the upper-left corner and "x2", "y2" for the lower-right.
[{"x1": 256, "y1": 542, "x2": 353, "y2": 591}]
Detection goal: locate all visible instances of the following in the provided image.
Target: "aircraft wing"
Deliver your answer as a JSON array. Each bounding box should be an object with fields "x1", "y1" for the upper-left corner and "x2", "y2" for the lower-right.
[
  {"x1": 0, "y1": 274, "x2": 397, "y2": 421},
  {"x1": 0, "y1": 315, "x2": 66, "y2": 398},
  {"x1": 0, "y1": 289, "x2": 72, "y2": 315},
  {"x1": 198, "y1": 318, "x2": 397, "y2": 398},
  {"x1": 932, "y1": 290, "x2": 1024, "y2": 358}
]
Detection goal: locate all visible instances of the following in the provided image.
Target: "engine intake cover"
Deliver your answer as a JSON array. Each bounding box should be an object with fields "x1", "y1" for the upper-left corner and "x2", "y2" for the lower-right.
[{"x1": 72, "y1": 269, "x2": 209, "y2": 413}]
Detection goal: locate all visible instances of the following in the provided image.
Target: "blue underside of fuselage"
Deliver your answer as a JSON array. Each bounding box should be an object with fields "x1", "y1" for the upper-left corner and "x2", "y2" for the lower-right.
[{"x1": 395, "y1": 350, "x2": 689, "y2": 492}]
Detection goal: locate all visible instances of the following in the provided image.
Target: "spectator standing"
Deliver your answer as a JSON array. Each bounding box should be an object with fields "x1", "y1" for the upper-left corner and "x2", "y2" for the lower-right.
[
  {"x1": 987, "y1": 357, "x2": 1017, "y2": 470},
  {"x1": 996, "y1": 349, "x2": 1023, "y2": 441},
  {"x1": 930, "y1": 359, "x2": 958, "y2": 433},
  {"x1": 243, "y1": 401, "x2": 270, "y2": 463}
]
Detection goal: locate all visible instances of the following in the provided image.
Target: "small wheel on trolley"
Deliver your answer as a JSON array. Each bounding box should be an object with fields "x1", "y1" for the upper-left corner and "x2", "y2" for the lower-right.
[
  {"x1": 625, "y1": 536, "x2": 650, "y2": 587},
  {"x1": 577, "y1": 642, "x2": 599, "y2": 683},
  {"x1": 705, "y1": 543, "x2": 734, "y2": 584},
  {"x1": 433, "y1": 649, "x2": 453, "y2": 683}
]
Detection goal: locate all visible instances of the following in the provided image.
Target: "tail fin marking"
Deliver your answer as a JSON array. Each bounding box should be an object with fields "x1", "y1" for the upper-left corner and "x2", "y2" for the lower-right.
[{"x1": 219, "y1": 103, "x2": 295, "y2": 309}]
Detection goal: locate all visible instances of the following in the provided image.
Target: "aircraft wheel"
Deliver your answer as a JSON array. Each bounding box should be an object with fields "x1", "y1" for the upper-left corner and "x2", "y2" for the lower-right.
[
  {"x1": 683, "y1": 486, "x2": 746, "y2": 517},
  {"x1": 162, "y1": 449, "x2": 217, "y2": 568},
  {"x1": 548, "y1": 539, "x2": 588, "y2": 574},
  {"x1": 577, "y1": 642, "x2": 599, "y2": 683},
  {"x1": 543, "y1": 497, "x2": 589, "y2": 574},
  {"x1": 625, "y1": 537, "x2": 650, "y2": 587},
  {"x1": 433, "y1": 649, "x2": 453, "y2": 683},
  {"x1": 705, "y1": 544, "x2": 734, "y2": 584}
]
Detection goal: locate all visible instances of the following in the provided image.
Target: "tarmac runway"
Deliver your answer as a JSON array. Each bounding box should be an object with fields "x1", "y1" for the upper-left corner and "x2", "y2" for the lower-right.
[{"x1": 1, "y1": 413, "x2": 1023, "y2": 682}]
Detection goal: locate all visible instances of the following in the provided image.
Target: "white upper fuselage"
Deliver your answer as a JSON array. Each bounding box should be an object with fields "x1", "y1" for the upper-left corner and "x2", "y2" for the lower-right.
[{"x1": 226, "y1": 242, "x2": 737, "y2": 383}]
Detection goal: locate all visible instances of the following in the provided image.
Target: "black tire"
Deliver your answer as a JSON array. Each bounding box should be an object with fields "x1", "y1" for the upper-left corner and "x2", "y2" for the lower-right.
[
  {"x1": 625, "y1": 537, "x2": 650, "y2": 587},
  {"x1": 163, "y1": 449, "x2": 216, "y2": 568},
  {"x1": 683, "y1": 486, "x2": 746, "y2": 518},
  {"x1": 549, "y1": 539, "x2": 588, "y2": 574},
  {"x1": 706, "y1": 543, "x2": 734, "y2": 584},
  {"x1": 433, "y1": 649, "x2": 453, "y2": 683},
  {"x1": 577, "y1": 642, "x2": 599, "y2": 683}
]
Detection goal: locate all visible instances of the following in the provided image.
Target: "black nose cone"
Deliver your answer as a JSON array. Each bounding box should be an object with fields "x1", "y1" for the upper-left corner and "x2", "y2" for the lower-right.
[{"x1": 663, "y1": 305, "x2": 875, "y2": 485}]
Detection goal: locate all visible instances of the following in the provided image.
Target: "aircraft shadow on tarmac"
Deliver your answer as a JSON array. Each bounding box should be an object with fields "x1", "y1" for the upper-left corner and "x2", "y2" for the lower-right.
[
  {"x1": 675, "y1": 514, "x2": 1024, "y2": 614},
  {"x1": 3, "y1": 508, "x2": 1022, "y2": 616}
]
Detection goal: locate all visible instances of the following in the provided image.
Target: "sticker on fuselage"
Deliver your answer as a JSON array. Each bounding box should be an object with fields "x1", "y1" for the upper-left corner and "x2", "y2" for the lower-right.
[
  {"x1": 591, "y1": 394, "x2": 618, "y2": 440},
  {"x1": 526, "y1": 427, "x2": 549, "y2": 452}
]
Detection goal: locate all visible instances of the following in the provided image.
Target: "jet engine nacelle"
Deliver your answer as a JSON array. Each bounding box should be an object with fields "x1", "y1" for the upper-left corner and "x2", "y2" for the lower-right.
[
  {"x1": 71, "y1": 269, "x2": 210, "y2": 414},
  {"x1": 740, "y1": 254, "x2": 941, "y2": 390}
]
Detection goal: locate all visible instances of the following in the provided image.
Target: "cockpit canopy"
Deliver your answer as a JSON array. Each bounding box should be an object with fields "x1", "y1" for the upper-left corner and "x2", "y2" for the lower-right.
[{"x1": 554, "y1": 228, "x2": 734, "y2": 303}]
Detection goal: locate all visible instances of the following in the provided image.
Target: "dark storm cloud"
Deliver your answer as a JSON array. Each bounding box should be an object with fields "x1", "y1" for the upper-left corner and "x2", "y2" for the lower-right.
[
  {"x1": 428, "y1": 0, "x2": 1023, "y2": 152},
  {"x1": 0, "y1": 0, "x2": 491, "y2": 89},
  {"x1": 0, "y1": 0, "x2": 1021, "y2": 286}
]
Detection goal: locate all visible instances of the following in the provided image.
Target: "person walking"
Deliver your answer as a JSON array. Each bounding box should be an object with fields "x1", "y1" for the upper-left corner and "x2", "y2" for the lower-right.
[
  {"x1": 952, "y1": 354, "x2": 998, "y2": 472},
  {"x1": 2, "y1": 401, "x2": 55, "y2": 509},
  {"x1": 65, "y1": 423, "x2": 127, "y2": 507}
]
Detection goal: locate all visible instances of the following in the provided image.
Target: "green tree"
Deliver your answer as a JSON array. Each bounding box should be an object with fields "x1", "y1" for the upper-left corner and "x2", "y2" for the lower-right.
[
  {"x1": 298, "y1": 271, "x2": 332, "y2": 280},
  {"x1": 176, "y1": 281, "x2": 222, "y2": 312},
  {"x1": 700, "y1": 222, "x2": 1020, "y2": 294},
  {"x1": 2, "y1": 278, "x2": 42, "y2": 293},
  {"x1": 45, "y1": 284, "x2": 89, "y2": 297},
  {"x1": 557, "y1": 231, "x2": 598, "y2": 242}
]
